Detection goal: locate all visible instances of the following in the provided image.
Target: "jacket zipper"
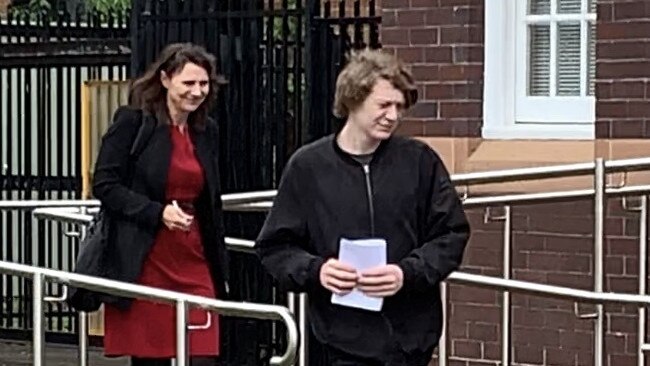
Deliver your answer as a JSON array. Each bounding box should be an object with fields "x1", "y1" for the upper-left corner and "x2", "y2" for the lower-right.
[{"x1": 362, "y1": 164, "x2": 375, "y2": 236}]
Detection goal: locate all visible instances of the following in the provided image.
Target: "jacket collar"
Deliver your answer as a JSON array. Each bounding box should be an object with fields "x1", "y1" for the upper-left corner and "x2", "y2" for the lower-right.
[
  {"x1": 330, "y1": 132, "x2": 392, "y2": 167},
  {"x1": 147, "y1": 114, "x2": 219, "y2": 203}
]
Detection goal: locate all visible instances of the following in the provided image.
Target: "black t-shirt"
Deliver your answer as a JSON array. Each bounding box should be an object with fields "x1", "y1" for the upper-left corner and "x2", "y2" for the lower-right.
[{"x1": 348, "y1": 152, "x2": 374, "y2": 165}]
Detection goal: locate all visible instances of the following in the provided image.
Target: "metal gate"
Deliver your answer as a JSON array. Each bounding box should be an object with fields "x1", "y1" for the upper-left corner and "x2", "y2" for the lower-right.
[{"x1": 0, "y1": 2, "x2": 130, "y2": 342}]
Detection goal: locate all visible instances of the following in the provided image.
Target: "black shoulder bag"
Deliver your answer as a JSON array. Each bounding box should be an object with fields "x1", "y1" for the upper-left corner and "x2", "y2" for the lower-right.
[{"x1": 67, "y1": 111, "x2": 155, "y2": 312}]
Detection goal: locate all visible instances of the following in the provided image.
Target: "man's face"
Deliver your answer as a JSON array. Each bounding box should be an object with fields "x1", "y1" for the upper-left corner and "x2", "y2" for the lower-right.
[{"x1": 348, "y1": 78, "x2": 406, "y2": 141}]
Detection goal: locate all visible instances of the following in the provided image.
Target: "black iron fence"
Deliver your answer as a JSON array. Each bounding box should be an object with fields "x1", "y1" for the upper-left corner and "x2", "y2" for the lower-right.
[
  {"x1": 1, "y1": 0, "x2": 380, "y2": 364},
  {"x1": 307, "y1": 0, "x2": 380, "y2": 141},
  {"x1": 0, "y1": 1, "x2": 130, "y2": 342}
]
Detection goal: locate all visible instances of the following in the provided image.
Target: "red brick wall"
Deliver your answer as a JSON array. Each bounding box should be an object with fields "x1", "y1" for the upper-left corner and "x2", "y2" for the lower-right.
[
  {"x1": 381, "y1": 1, "x2": 650, "y2": 365},
  {"x1": 595, "y1": 0, "x2": 650, "y2": 138},
  {"x1": 436, "y1": 201, "x2": 643, "y2": 366},
  {"x1": 381, "y1": 0, "x2": 484, "y2": 137}
]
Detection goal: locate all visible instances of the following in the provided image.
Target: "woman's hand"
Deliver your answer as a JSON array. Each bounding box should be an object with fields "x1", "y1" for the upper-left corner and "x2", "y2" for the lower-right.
[{"x1": 162, "y1": 204, "x2": 193, "y2": 231}]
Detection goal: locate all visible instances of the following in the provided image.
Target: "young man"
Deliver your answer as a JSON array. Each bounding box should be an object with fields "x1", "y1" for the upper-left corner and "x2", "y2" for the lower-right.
[{"x1": 256, "y1": 49, "x2": 470, "y2": 366}]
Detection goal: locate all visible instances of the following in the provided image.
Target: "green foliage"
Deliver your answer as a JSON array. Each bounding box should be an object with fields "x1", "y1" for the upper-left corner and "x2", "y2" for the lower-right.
[
  {"x1": 9, "y1": 0, "x2": 52, "y2": 20},
  {"x1": 10, "y1": 0, "x2": 131, "y2": 20},
  {"x1": 272, "y1": 0, "x2": 299, "y2": 42},
  {"x1": 86, "y1": 0, "x2": 130, "y2": 18}
]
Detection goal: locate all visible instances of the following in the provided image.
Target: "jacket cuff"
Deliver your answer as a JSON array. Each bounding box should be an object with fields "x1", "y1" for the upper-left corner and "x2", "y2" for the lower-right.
[
  {"x1": 398, "y1": 258, "x2": 417, "y2": 291},
  {"x1": 308, "y1": 256, "x2": 326, "y2": 289},
  {"x1": 144, "y1": 202, "x2": 164, "y2": 230}
]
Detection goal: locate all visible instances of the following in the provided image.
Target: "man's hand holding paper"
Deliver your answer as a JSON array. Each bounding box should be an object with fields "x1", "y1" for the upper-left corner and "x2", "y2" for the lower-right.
[
  {"x1": 319, "y1": 258, "x2": 358, "y2": 295},
  {"x1": 358, "y1": 264, "x2": 403, "y2": 298},
  {"x1": 329, "y1": 238, "x2": 391, "y2": 311}
]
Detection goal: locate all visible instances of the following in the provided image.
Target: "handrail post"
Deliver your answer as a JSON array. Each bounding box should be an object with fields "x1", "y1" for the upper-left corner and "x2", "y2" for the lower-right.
[
  {"x1": 33, "y1": 273, "x2": 45, "y2": 366},
  {"x1": 78, "y1": 312, "x2": 89, "y2": 366},
  {"x1": 483, "y1": 206, "x2": 513, "y2": 366},
  {"x1": 638, "y1": 196, "x2": 648, "y2": 366},
  {"x1": 438, "y1": 282, "x2": 449, "y2": 366},
  {"x1": 594, "y1": 158, "x2": 605, "y2": 366},
  {"x1": 298, "y1": 293, "x2": 308, "y2": 366},
  {"x1": 78, "y1": 206, "x2": 89, "y2": 366},
  {"x1": 176, "y1": 300, "x2": 189, "y2": 366},
  {"x1": 502, "y1": 206, "x2": 512, "y2": 366},
  {"x1": 287, "y1": 292, "x2": 296, "y2": 314}
]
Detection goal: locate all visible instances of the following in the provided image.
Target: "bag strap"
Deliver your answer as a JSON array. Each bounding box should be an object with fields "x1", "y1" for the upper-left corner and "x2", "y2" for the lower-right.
[
  {"x1": 125, "y1": 110, "x2": 156, "y2": 185},
  {"x1": 129, "y1": 110, "x2": 155, "y2": 159}
]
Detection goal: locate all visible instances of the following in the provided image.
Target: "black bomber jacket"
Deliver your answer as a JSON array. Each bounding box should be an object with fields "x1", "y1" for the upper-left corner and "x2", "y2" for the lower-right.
[{"x1": 256, "y1": 133, "x2": 470, "y2": 359}]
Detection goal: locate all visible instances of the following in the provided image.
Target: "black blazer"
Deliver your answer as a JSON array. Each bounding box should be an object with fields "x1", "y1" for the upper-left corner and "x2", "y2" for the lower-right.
[{"x1": 92, "y1": 106, "x2": 229, "y2": 308}]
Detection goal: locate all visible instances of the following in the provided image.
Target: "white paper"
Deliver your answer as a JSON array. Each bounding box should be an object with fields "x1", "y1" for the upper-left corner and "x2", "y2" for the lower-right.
[{"x1": 331, "y1": 238, "x2": 387, "y2": 312}]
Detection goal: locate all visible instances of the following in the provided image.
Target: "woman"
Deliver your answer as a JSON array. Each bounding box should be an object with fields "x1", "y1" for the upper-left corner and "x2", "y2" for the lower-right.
[{"x1": 92, "y1": 43, "x2": 228, "y2": 366}]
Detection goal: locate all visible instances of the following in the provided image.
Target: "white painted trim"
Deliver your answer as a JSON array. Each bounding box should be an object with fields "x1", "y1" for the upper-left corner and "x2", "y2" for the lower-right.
[
  {"x1": 516, "y1": 96, "x2": 596, "y2": 123},
  {"x1": 526, "y1": 13, "x2": 597, "y2": 23},
  {"x1": 482, "y1": 123, "x2": 595, "y2": 140},
  {"x1": 483, "y1": 0, "x2": 516, "y2": 137}
]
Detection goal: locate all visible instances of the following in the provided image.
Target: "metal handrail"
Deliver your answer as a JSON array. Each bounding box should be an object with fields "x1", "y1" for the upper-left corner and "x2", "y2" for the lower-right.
[
  {"x1": 0, "y1": 190, "x2": 280, "y2": 210},
  {"x1": 221, "y1": 183, "x2": 650, "y2": 212},
  {"x1": 452, "y1": 156, "x2": 650, "y2": 185},
  {"x1": 6, "y1": 154, "x2": 650, "y2": 366},
  {"x1": 462, "y1": 184, "x2": 650, "y2": 207},
  {"x1": 25, "y1": 202, "x2": 650, "y2": 363},
  {"x1": 0, "y1": 260, "x2": 298, "y2": 366},
  {"x1": 4, "y1": 155, "x2": 650, "y2": 212},
  {"x1": 31, "y1": 207, "x2": 257, "y2": 254},
  {"x1": 447, "y1": 272, "x2": 650, "y2": 306},
  {"x1": 0, "y1": 200, "x2": 101, "y2": 209}
]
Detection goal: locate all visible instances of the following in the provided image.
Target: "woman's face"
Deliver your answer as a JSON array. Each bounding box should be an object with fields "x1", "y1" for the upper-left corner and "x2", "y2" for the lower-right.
[{"x1": 161, "y1": 62, "x2": 210, "y2": 118}]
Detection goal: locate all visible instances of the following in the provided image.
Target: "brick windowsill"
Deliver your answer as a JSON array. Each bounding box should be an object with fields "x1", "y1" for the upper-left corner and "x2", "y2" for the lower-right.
[{"x1": 417, "y1": 138, "x2": 650, "y2": 195}]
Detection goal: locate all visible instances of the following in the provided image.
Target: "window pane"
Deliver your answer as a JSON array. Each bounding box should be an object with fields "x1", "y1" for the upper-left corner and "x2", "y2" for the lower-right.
[
  {"x1": 556, "y1": 23, "x2": 581, "y2": 96},
  {"x1": 588, "y1": 23, "x2": 596, "y2": 95},
  {"x1": 529, "y1": 0, "x2": 550, "y2": 15},
  {"x1": 589, "y1": 0, "x2": 596, "y2": 13},
  {"x1": 558, "y1": 0, "x2": 582, "y2": 14},
  {"x1": 529, "y1": 25, "x2": 550, "y2": 96}
]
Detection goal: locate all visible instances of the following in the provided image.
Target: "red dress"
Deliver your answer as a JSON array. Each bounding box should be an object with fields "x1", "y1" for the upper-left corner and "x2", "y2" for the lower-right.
[{"x1": 104, "y1": 126, "x2": 219, "y2": 358}]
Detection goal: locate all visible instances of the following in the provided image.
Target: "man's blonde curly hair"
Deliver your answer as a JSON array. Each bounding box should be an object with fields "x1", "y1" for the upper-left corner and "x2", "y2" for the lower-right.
[{"x1": 333, "y1": 48, "x2": 418, "y2": 118}]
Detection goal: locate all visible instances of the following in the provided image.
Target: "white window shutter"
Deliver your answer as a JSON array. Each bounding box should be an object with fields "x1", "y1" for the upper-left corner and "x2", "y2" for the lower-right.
[
  {"x1": 558, "y1": 0, "x2": 581, "y2": 13},
  {"x1": 557, "y1": 23, "x2": 581, "y2": 96},
  {"x1": 529, "y1": 0, "x2": 550, "y2": 14},
  {"x1": 588, "y1": 23, "x2": 596, "y2": 96},
  {"x1": 529, "y1": 25, "x2": 551, "y2": 96}
]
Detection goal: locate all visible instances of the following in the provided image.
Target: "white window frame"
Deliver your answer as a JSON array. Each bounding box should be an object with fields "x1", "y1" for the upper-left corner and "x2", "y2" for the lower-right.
[{"x1": 483, "y1": 0, "x2": 596, "y2": 140}]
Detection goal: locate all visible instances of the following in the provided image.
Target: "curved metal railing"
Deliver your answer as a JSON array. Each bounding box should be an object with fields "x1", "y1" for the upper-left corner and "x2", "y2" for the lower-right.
[{"x1": 0, "y1": 260, "x2": 298, "y2": 366}]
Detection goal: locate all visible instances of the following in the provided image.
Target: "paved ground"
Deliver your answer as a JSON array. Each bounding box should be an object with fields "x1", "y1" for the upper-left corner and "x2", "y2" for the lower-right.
[
  {"x1": 0, "y1": 340, "x2": 436, "y2": 366},
  {"x1": 0, "y1": 341, "x2": 128, "y2": 366}
]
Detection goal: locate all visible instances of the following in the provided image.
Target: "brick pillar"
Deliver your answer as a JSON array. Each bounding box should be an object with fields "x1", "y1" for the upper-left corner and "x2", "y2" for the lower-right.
[
  {"x1": 381, "y1": 0, "x2": 484, "y2": 138},
  {"x1": 595, "y1": 0, "x2": 650, "y2": 138}
]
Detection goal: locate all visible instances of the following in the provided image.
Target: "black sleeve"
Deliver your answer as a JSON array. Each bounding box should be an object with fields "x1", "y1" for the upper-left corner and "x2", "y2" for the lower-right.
[
  {"x1": 209, "y1": 119, "x2": 229, "y2": 280},
  {"x1": 398, "y1": 147, "x2": 470, "y2": 291},
  {"x1": 92, "y1": 107, "x2": 164, "y2": 230},
  {"x1": 255, "y1": 154, "x2": 325, "y2": 293},
  {"x1": 208, "y1": 118, "x2": 226, "y2": 236}
]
